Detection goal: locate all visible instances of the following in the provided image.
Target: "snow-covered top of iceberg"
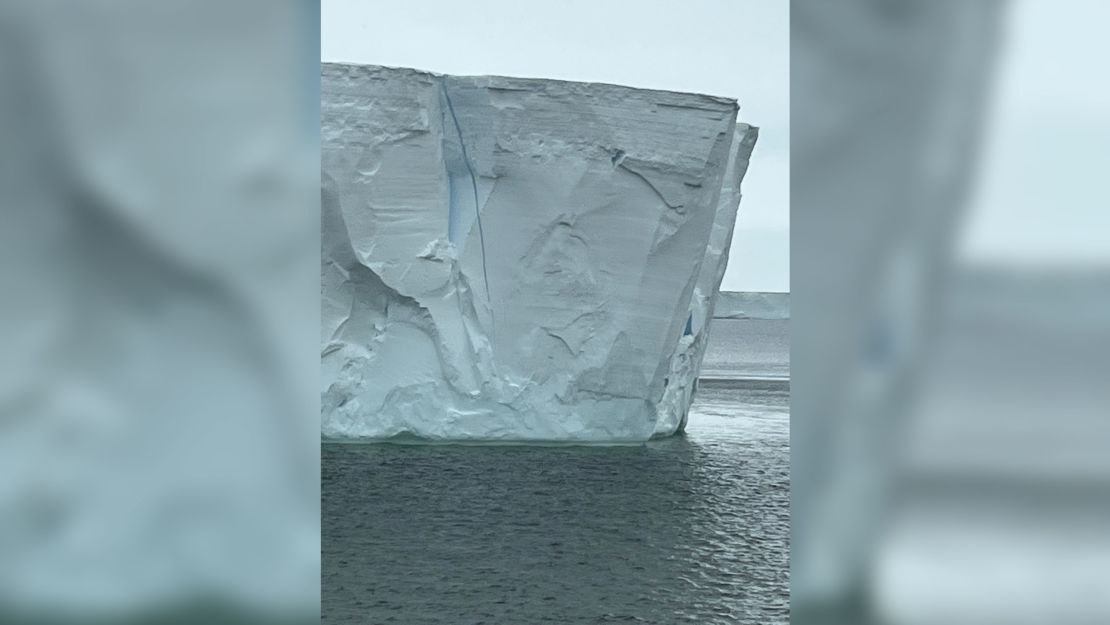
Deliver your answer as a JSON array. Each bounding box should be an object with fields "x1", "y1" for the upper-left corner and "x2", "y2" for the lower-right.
[{"x1": 323, "y1": 62, "x2": 740, "y2": 110}]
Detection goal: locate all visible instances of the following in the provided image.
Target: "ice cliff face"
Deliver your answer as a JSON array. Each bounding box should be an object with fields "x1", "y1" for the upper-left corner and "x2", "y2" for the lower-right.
[{"x1": 322, "y1": 63, "x2": 757, "y2": 442}]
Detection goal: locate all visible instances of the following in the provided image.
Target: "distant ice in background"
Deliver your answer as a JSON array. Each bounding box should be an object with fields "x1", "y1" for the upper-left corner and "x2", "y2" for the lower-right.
[
  {"x1": 792, "y1": 1, "x2": 1110, "y2": 624},
  {"x1": 714, "y1": 291, "x2": 790, "y2": 320},
  {"x1": 0, "y1": 2, "x2": 318, "y2": 623}
]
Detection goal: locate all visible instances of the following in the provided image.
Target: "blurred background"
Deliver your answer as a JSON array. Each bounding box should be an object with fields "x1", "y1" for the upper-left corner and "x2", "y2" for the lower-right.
[
  {"x1": 0, "y1": 1, "x2": 319, "y2": 623},
  {"x1": 4, "y1": 0, "x2": 1109, "y2": 623},
  {"x1": 792, "y1": 1, "x2": 1110, "y2": 623}
]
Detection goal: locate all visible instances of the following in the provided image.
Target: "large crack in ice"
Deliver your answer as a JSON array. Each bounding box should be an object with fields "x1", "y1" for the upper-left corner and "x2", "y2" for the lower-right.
[
  {"x1": 616, "y1": 161, "x2": 685, "y2": 211},
  {"x1": 439, "y1": 79, "x2": 492, "y2": 310}
]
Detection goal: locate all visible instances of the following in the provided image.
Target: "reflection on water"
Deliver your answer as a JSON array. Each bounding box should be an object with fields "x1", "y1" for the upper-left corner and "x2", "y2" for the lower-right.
[{"x1": 322, "y1": 383, "x2": 788, "y2": 624}]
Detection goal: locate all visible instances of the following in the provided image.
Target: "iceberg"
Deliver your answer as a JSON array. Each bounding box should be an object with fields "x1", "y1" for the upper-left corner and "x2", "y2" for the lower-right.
[{"x1": 322, "y1": 63, "x2": 757, "y2": 442}]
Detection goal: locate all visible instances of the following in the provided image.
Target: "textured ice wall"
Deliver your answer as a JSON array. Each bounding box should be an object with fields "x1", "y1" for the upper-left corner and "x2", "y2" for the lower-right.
[{"x1": 322, "y1": 63, "x2": 757, "y2": 442}]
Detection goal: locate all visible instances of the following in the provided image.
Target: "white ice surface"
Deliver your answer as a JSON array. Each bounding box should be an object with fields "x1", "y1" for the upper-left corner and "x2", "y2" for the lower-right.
[{"x1": 322, "y1": 63, "x2": 757, "y2": 442}]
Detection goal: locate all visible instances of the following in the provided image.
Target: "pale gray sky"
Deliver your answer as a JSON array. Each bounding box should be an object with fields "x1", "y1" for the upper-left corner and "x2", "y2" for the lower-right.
[
  {"x1": 322, "y1": 0, "x2": 790, "y2": 292},
  {"x1": 959, "y1": 0, "x2": 1110, "y2": 269}
]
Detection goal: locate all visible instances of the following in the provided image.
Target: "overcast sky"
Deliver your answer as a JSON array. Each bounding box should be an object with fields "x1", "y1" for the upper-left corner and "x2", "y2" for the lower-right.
[
  {"x1": 959, "y1": 0, "x2": 1110, "y2": 269},
  {"x1": 322, "y1": 0, "x2": 790, "y2": 292}
]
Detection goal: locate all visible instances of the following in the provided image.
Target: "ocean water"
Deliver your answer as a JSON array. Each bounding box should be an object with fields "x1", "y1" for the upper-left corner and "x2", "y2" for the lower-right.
[
  {"x1": 701, "y1": 318, "x2": 789, "y2": 379},
  {"x1": 323, "y1": 320, "x2": 789, "y2": 624}
]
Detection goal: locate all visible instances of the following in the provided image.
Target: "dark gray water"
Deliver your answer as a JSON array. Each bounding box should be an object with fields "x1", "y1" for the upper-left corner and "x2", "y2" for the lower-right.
[
  {"x1": 323, "y1": 321, "x2": 789, "y2": 624},
  {"x1": 701, "y1": 318, "x2": 789, "y2": 379}
]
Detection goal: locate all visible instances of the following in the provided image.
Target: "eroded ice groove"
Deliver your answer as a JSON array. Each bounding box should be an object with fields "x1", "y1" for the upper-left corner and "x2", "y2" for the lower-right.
[{"x1": 322, "y1": 63, "x2": 758, "y2": 442}]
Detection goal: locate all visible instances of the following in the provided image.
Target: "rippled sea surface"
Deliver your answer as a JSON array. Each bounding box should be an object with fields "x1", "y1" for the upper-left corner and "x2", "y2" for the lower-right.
[
  {"x1": 701, "y1": 318, "x2": 789, "y2": 378},
  {"x1": 323, "y1": 322, "x2": 789, "y2": 624}
]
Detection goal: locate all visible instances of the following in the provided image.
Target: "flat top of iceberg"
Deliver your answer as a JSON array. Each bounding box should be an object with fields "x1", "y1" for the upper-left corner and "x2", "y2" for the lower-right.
[{"x1": 322, "y1": 62, "x2": 740, "y2": 111}]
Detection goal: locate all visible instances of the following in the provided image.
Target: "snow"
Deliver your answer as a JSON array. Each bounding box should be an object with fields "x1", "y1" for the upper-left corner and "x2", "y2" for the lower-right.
[{"x1": 322, "y1": 63, "x2": 757, "y2": 442}]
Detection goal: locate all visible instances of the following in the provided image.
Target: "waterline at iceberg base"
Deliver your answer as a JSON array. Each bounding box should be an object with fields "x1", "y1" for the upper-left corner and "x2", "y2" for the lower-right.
[{"x1": 322, "y1": 63, "x2": 758, "y2": 442}]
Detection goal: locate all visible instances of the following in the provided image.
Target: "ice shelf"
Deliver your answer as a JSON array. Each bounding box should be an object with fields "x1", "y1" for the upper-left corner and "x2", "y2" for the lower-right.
[
  {"x1": 714, "y1": 292, "x2": 791, "y2": 320},
  {"x1": 322, "y1": 63, "x2": 757, "y2": 442}
]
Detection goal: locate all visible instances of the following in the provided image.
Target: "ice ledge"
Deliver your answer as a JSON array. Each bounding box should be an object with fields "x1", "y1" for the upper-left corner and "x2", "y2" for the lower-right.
[
  {"x1": 322, "y1": 63, "x2": 757, "y2": 442},
  {"x1": 322, "y1": 63, "x2": 740, "y2": 112}
]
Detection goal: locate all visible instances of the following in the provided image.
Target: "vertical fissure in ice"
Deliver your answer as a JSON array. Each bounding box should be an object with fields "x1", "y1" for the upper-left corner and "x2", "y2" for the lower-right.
[{"x1": 439, "y1": 80, "x2": 492, "y2": 309}]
